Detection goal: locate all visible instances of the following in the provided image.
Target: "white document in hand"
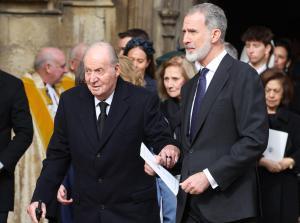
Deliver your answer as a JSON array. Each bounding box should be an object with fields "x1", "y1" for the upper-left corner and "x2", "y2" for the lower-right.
[
  {"x1": 263, "y1": 129, "x2": 288, "y2": 161},
  {"x1": 140, "y1": 143, "x2": 179, "y2": 196}
]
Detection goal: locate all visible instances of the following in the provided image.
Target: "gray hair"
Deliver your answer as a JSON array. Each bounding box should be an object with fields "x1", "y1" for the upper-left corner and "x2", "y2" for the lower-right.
[
  {"x1": 84, "y1": 41, "x2": 119, "y2": 65},
  {"x1": 224, "y1": 42, "x2": 238, "y2": 59},
  {"x1": 187, "y1": 3, "x2": 227, "y2": 42},
  {"x1": 34, "y1": 47, "x2": 61, "y2": 70},
  {"x1": 70, "y1": 43, "x2": 88, "y2": 60}
]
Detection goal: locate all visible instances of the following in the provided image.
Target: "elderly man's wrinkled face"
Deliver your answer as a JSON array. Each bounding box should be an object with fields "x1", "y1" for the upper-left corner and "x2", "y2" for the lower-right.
[
  {"x1": 47, "y1": 52, "x2": 68, "y2": 85},
  {"x1": 84, "y1": 47, "x2": 120, "y2": 100}
]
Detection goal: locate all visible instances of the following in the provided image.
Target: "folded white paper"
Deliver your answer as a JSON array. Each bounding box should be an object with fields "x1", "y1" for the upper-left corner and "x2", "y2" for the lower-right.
[
  {"x1": 263, "y1": 129, "x2": 288, "y2": 161},
  {"x1": 140, "y1": 143, "x2": 179, "y2": 195}
]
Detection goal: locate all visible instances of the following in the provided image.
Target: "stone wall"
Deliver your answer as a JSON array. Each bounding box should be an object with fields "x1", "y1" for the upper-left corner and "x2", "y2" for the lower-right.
[
  {"x1": 0, "y1": 0, "x2": 194, "y2": 76},
  {"x1": 0, "y1": 0, "x2": 116, "y2": 77}
]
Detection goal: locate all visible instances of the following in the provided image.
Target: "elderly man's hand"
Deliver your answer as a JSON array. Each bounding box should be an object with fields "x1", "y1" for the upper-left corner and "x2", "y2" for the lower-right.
[
  {"x1": 159, "y1": 145, "x2": 180, "y2": 169},
  {"x1": 27, "y1": 201, "x2": 46, "y2": 223},
  {"x1": 57, "y1": 184, "x2": 73, "y2": 205},
  {"x1": 144, "y1": 155, "x2": 162, "y2": 176}
]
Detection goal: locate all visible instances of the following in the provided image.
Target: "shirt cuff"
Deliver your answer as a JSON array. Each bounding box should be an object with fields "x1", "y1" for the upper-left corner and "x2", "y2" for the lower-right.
[
  {"x1": 203, "y1": 168, "x2": 218, "y2": 189},
  {"x1": 0, "y1": 161, "x2": 4, "y2": 170}
]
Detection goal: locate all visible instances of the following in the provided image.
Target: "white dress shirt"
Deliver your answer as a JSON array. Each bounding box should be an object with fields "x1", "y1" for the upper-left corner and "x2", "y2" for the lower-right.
[
  {"x1": 46, "y1": 83, "x2": 60, "y2": 117},
  {"x1": 94, "y1": 91, "x2": 114, "y2": 119},
  {"x1": 191, "y1": 50, "x2": 227, "y2": 189}
]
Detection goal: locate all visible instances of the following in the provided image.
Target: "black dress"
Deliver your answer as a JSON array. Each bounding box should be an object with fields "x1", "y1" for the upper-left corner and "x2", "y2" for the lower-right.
[{"x1": 258, "y1": 107, "x2": 300, "y2": 223}]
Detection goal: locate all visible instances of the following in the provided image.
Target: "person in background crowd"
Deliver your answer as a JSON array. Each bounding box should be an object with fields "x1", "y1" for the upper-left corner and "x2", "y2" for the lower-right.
[
  {"x1": 58, "y1": 43, "x2": 88, "y2": 223},
  {"x1": 273, "y1": 38, "x2": 293, "y2": 75},
  {"x1": 119, "y1": 55, "x2": 144, "y2": 87},
  {"x1": 124, "y1": 37, "x2": 157, "y2": 93},
  {"x1": 118, "y1": 28, "x2": 149, "y2": 55},
  {"x1": 0, "y1": 69, "x2": 33, "y2": 223},
  {"x1": 155, "y1": 55, "x2": 195, "y2": 223},
  {"x1": 241, "y1": 25, "x2": 274, "y2": 74},
  {"x1": 67, "y1": 43, "x2": 88, "y2": 85},
  {"x1": 14, "y1": 47, "x2": 72, "y2": 223},
  {"x1": 258, "y1": 68, "x2": 300, "y2": 223},
  {"x1": 68, "y1": 43, "x2": 88, "y2": 75},
  {"x1": 224, "y1": 42, "x2": 239, "y2": 59}
]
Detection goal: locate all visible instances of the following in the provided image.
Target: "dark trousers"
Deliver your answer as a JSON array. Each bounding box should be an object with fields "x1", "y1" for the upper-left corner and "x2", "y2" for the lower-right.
[
  {"x1": 182, "y1": 213, "x2": 256, "y2": 223},
  {"x1": 0, "y1": 212, "x2": 8, "y2": 223},
  {"x1": 182, "y1": 197, "x2": 256, "y2": 223}
]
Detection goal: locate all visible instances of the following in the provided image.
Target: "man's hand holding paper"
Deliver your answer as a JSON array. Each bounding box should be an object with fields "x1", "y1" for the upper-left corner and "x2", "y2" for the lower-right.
[{"x1": 141, "y1": 143, "x2": 180, "y2": 195}]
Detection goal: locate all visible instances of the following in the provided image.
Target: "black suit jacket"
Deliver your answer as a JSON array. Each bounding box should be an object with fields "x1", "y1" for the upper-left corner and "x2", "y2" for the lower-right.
[
  {"x1": 177, "y1": 54, "x2": 269, "y2": 223},
  {"x1": 0, "y1": 70, "x2": 33, "y2": 211},
  {"x1": 32, "y1": 78, "x2": 177, "y2": 223}
]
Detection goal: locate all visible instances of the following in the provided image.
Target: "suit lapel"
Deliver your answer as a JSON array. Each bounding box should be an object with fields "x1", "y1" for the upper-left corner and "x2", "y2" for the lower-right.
[
  {"x1": 79, "y1": 85, "x2": 99, "y2": 151},
  {"x1": 182, "y1": 76, "x2": 198, "y2": 149},
  {"x1": 190, "y1": 54, "x2": 233, "y2": 144},
  {"x1": 98, "y1": 78, "x2": 129, "y2": 150}
]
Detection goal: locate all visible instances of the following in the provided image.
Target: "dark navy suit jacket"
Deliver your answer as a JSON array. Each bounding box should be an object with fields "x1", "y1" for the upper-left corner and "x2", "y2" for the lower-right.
[{"x1": 32, "y1": 78, "x2": 177, "y2": 223}]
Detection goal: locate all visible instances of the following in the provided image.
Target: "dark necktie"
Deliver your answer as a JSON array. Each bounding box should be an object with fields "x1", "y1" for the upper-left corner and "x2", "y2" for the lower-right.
[
  {"x1": 189, "y1": 68, "x2": 209, "y2": 142},
  {"x1": 97, "y1": 101, "x2": 108, "y2": 139}
]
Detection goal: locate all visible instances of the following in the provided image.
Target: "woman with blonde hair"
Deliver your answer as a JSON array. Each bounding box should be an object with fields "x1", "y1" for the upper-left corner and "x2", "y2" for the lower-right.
[{"x1": 119, "y1": 55, "x2": 144, "y2": 87}]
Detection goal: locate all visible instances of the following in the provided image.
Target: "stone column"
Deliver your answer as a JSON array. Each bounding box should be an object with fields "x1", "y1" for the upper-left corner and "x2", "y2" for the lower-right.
[{"x1": 158, "y1": 0, "x2": 179, "y2": 54}]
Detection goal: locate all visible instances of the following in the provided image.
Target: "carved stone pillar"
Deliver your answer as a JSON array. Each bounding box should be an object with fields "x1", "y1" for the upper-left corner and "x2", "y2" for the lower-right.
[
  {"x1": 0, "y1": 0, "x2": 116, "y2": 77},
  {"x1": 159, "y1": 0, "x2": 179, "y2": 53}
]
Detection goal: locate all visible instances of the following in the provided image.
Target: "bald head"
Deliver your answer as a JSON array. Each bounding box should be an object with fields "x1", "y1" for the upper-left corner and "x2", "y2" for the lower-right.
[
  {"x1": 84, "y1": 42, "x2": 118, "y2": 66},
  {"x1": 34, "y1": 47, "x2": 67, "y2": 85},
  {"x1": 69, "y1": 43, "x2": 88, "y2": 73},
  {"x1": 34, "y1": 47, "x2": 65, "y2": 70}
]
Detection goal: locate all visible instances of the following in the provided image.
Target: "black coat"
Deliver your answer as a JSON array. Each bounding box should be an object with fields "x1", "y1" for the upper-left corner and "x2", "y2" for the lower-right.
[
  {"x1": 177, "y1": 54, "x2": 269, "y2": 223},
  {"x1": 258, "y1": 107, "x2": 300, "y2": 223},
  {"x1": 160, "y1": 98, "x2": 182, "y2": 175},
  {"x1": 0, "y1": 70, "x2": 33, "y2": 211},
  {"x1": 32, "y1": 78, "x2": 178, "y2": 223}
]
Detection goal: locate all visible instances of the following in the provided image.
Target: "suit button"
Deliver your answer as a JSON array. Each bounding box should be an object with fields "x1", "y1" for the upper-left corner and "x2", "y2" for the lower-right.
[
  {"x1": 98, "y1": 178, "x2": 103, "y2": 183},
  {"x1": 96, "y1": 153, "x2": 101, "y2": 158},
  {"x1": 189, "y1": 149, "x2": 194, "y2": 154}
]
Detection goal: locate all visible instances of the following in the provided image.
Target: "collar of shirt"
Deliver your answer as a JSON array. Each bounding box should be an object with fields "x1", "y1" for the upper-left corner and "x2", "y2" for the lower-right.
[
  {"x1": 94, "y1": 91, "x2": 114, "y2": 118},
  {"x1": 197, "y1": 50, "x2": 227, "y2": 91},
  {"x1": 45, "y1": 83, "x2": 59, "y2": 105},
  {"x1": 189, "y1": 50, "x2": 227, "y2": 130},
  {"x1": 249, "y1": 63, "x2": 267, "y2": 75}
]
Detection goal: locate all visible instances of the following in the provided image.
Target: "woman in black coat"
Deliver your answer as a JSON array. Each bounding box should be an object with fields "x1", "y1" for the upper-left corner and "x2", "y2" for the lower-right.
[
  {"x1": 259, "y1": 68, "x2": 300, "y2": 223},
  {"x1": 156, "y1": 55, "x2": 195, "y2": 223}
]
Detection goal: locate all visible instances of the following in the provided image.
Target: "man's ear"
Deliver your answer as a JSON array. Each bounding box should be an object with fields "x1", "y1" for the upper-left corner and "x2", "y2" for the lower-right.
[
  {"x1": 211, "y1": 29, "x2": 221, "y2": 43},
  {"x1": 45, "y1": 63, "x2": 51, "y2": 73},
  {"x1": 115, "y1": 63, "x2": 121, "y2": 77},
  {"x1": 265, "y1": 44, "x2": 272, "y2": 55}
]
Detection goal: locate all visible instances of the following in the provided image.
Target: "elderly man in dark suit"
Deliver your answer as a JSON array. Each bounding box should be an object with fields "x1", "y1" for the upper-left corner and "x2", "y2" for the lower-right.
[
  {"x1": 0, "y1": 70, "x2": 33, "y2": 223},
  {"x1": 177, "y1": 3, "x2": 268, "y2": 223},
  {"x1": 27, "y1": 41, "x2": 180, "y2": 223}
]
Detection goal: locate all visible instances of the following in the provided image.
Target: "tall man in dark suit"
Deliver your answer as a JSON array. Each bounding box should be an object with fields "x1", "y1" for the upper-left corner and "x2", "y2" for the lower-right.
[
  {"x1": 27, "y1": 41, "x2": 180, "y2": 223},
  {"x1": 0, "y1": 70, "x2": 33, "y2": 223},
  {"x1": 178, "y1": 3, "x2": 268, "y2": 223}
]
